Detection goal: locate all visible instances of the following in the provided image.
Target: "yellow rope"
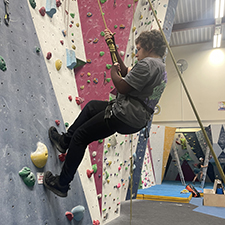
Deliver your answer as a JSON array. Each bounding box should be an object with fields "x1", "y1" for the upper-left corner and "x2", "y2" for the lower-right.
[
  {"x1": 97, "y1": 0, "x2": 108, "y2": 29},
  {"x1": 147, "y1": 0, "x2": 225, "y2": 184}
]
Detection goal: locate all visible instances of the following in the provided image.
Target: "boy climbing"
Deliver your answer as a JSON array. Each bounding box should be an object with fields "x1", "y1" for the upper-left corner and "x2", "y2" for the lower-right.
[{"x1": 43, "y1": 28, "x2": 167, "y2": 197}]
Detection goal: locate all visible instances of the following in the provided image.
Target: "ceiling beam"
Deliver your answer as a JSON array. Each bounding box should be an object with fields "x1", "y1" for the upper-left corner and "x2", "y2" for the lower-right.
[{"x1": 172, "y1": 17, "x2": 225, "y2": 32}]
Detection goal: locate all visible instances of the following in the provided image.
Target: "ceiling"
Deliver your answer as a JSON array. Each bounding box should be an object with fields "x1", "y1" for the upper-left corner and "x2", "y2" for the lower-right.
[{"x1": 169, "y1": 0, "x2": 225, "y2": 47}]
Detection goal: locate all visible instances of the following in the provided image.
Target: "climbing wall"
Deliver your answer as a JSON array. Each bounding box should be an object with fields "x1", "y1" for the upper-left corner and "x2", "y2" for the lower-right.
[
  {"x1": 27, "y1": 0, "x2": 101, "y2": 223},
  {"x1": 164, "y1": 125, "x2": 225, "y2": 184},
  {"x1": 210, "y1": 124, "x2": 225, "y2": 176},
  {"x1": 0, "y1": 0, "x2": 92, "y2": 224},
  {"x1": 141, "y1": 141, "x2": 156, "y2": 189},
  {"x1": 0, "y1": 0, "x2": 179, "y2": 224},
  {"x1": 101, "y1": 133, "x2": 139, "y2": 224}
]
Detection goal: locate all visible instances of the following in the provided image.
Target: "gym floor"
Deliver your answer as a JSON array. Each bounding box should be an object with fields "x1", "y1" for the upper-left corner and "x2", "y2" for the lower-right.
[{"x1": 107, "y1": 181, "x2": 225, "y2": 225}]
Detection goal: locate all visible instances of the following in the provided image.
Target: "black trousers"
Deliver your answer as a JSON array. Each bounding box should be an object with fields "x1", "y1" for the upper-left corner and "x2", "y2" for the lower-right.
[{"x1": 59, "y1": 100, "x2": 141, "y2": 185}]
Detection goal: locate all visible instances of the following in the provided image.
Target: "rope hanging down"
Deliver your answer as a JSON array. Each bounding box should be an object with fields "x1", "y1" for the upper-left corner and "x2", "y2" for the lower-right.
[{"x1": 147, "y1": 0, "x2": 225, "y2": 184}]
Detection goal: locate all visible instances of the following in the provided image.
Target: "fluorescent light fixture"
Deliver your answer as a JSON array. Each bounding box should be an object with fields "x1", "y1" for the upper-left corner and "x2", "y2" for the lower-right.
[
  {"x1": 213, "y1": 34, "x2": 222, "y2": 48},
  {"x1": 215, "y1": 0, "x2": 225, "y2": 18},
  {"x1": 217, "y1": 34, "x2": 222, "y2": 47},
  {"x1": 215, "y1": 0, "x2": 220, "y2": 18},
  {"x1": 220, "y1": 0, "x2": 225, "y2": 17}
]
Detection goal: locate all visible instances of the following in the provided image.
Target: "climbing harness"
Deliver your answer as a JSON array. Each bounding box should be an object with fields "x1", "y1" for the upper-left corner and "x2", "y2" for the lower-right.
[
  {"x1": 147, "y1": 0, "x2": 225, "y2": 184},
  {"x1": 3, "y1": 0, "x2": 9, "y2": 26}
]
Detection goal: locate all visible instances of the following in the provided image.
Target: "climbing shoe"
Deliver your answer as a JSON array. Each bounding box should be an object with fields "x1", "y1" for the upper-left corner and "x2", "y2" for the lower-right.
[
  {"x1": 48, "y1": 126, "x2": 69, "y2": 153},
  {"x1": 43, "y1": 171, "x2": 70, "y2": 197}
]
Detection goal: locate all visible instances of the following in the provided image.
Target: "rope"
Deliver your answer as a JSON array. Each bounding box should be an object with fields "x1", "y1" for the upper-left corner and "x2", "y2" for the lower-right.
[
  {"x1": 97, "y1": 0, "x2": 122, "y2": 76},
  {"x1": 147, "y1": 0, "x2": 225, "y2": 184},
  {"x1": 97, "y1": 0, "x2": 108, "y2": 29},
  {"x1": 129, "y1": 1, "x2": 136, "y2": 224}
]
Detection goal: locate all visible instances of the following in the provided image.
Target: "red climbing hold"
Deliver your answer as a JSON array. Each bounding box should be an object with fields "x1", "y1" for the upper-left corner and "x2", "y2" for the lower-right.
[
  {"x1": 39, "y1": 7, "x2": 46, "y2": 16},
  {"x1": 93, "y1": 220, "x2": 100, "y2": 225},
  {"x1": 60, "y1": 40, "x2": 64, "y2": 45},
  {"x1": 87, "y1": 169, "x2": 94, "y2": 178},
  {"x1": 56, "y1": 0, "x2": 62, "y2": 7},
  {"x1": 76, "y1": 97, "x2": 84, "y2": 105},
  {"x1": 59, "y1": 153, "x2": 67, "y2": 162},
  {"x1": 176, "y1": 141, "x2": 181, "y2": 145},
  {"x1": 55, "y1": 120, "x2": 60, "y2": 126},
  {"x1": 46, "y1": 52, "x2": 52, "y2": 60},
  {"x1": 65, "y1": 211, "x2": 74, "y2": 221},
  {"x1": 68, "y1": 95, "x2": 72, "y2": 101}
]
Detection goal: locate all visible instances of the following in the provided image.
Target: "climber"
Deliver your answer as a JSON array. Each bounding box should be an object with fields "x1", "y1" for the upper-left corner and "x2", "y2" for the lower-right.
[
  {"x1": 192, "y1": 157, "x2": 208, "y2": 184},
  {"x1": 43, "y1": 28, "x2": 167, "y2": 197}
]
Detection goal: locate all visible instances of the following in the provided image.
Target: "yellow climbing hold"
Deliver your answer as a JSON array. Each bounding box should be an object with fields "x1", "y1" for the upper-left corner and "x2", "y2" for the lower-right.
[
  {"x1": 80, "y1": 85, "x2": 84, "y2": 90},
  {"x1": 107, "y1": 143, "x2": 111, "y2": 148},
  {"x1": 139, "y1": 15, "x2": 143, "y2": 20},
  {"x1": 30, "y1": 142, "x2": 48, "y2": 168},
  {"x1": 108, "y1": 160, "x2": 112, "y2": 166},
  {"x1": 55, "y1": 59, "x2": 62, "y2": 71},
  {"x1": 132, "y1": 26, "x2": 136, "y2": 32},
  {"x1": 76, "y1": 23, "x2": 79, "y2": 27},
  {"x1": 132, "y1": 52, "x2": 135, "y2": 58},
  {"x1": 72, "y1": 45, "x2": 76, "y2": 50},
  {"x1": 107, "y1": 179, "x2": 110, "y2": 183}
]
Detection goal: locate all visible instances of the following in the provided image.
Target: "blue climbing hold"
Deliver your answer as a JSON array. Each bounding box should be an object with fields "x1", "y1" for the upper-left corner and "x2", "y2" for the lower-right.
[{"x1": 71, "y1": 205, "x2": 85, "y2": 221}]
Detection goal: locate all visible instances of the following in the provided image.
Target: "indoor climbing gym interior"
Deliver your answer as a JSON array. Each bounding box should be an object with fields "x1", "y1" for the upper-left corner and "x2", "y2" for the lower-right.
[{"x1": 1, "y1": 0, "x2": 225, "y2": 224}]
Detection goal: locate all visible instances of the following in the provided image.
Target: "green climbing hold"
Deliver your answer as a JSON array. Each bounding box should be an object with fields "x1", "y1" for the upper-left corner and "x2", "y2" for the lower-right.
[
  {"x1": 110, "y1": 86, "x2": 114, "y2": 89},
  {"x1": 120, "y1": 141, "x2": 124, "y2": 145},
  {"x1": 0, "y1": 55, "x2": 7, "y2": 71},
  {"x1": 106, "y1": 78, "x2": 111, "y2": 83},
  {"x1": 100, "y1": 51, "x2": 105, "y2": 56},
  {"x1": 128, "y1": 4, "x2": 131, "y2": 8},
  {"x1": 92, "y1": 164, "x2": 97, "y2": 173},
  {"x1": 65, "y1": 122, "x2": 69, "y2": 127},
  {"x1": 36, "y1": 47, "x2": 41, "y2": 53},
  {"x1": 29, "y1": 0, "x2": 36, "y2": 9},
  {"x1": 100, "y1": 0, "x2": 107, "y2": 3},
  {"x1": 19, "y1": 167, "x2": 36, "y2": 187},
  {"x1": 105, "y1": 171, "x2": 109, "y2": 179},
  {"x1": 180, "y1": 152, "x2": 193, "y2": 161},
  {"x1": 98, "y1": 139, "x2": 103, "y2": 143},
  {"x1": 87, "y1": 80, "x2": 91, "y2": 83},
  {"x1": 70, "y1": 13, "x2": 75, "y2": 18},
  {"x1": 114, "y1": 25, "x2": 118, "y2": 29},
  {"x1": 100, "y1": 31, "x2": 105, "y2": 36},
  {"x1": 104, "y1": 150, "x2": 108, "y2": 154},
  {"x1": 106, "y1": 64, "x2": 112, "y2": 69}
]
